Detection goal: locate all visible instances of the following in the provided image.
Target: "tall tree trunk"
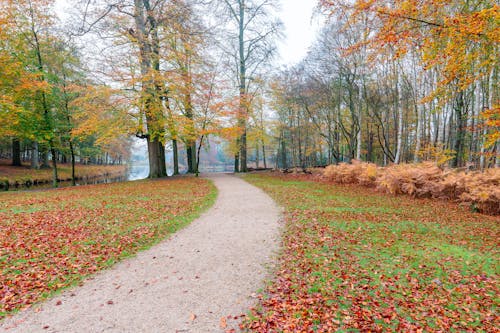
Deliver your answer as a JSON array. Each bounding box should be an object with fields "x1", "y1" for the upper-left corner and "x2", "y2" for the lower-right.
[
  {"x1": 452, "y1": 91, "x2": 466, "y2": 168},
  {"x1": 134, "y1": 0, "x2": 166, "y2": 178},
  {"x1": 255, "y1": 143, "x2": 259, "y2": 168},
  {"x1": 280, "y1": 132, "x2": 287, "y2": 168},
  {"x1": 187, "y1": 144, "x2": 194, "y2": 173},
  {"x1": 234, "y1": 151, "x2": 240, "y2": 172},
  {"x1": 12, "y1": 139, "x2": 21, "y2": 166},
  {"x1": 394, "y1": 72, "x2": 403, "y2": 164},
  {"x1": 414, "y1": 103, "x2": 423, "y2": 163},
  {"x1": 51, "y1": 148, "x2": 58, "y2": 188},
  {"x1": 262, "y1": 139, "x2": 267, "y2": 169},
  {"x1": 356, "y1": 82, "x2": 363, "y2": 160},
  {"x1": 238, "y1": 0, "x2": 248, "y2": 172},
  {"x1": 173, "y1": 139, "x2": 179, "y2": 175},
  {"x1": 69, "y1": 140, "x2": 76, "y2": 186},
  {"x1": 147, "y1": 138, "x2": 166, "y2": 178},
  {"x1": 30, "y1": 8, "x2": 58, "y2": 186}
]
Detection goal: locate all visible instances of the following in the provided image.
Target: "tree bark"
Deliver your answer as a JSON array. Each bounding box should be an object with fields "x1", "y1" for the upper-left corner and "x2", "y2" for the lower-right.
[
  {"x1": 238, "y1": 0, "x2": 248, "y2": 172},
  {"x1": 173, "y1": 139, "x2": 179, "y2": 175},
  {"x1": 69, "y1": 140, "x2": 76, "y2": 185},
  {"x1": 12, "y1": 139, "x2": 21, "y2": 166},
  {"x1": 394, "y1": 71, "x2": 403, "y2": 164},
  {"x1": 452, "y1": 91, "x2": 466, "y2": 168}
]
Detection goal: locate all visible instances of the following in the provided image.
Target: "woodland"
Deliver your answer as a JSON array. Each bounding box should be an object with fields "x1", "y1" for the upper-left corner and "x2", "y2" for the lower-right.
[
  {"x1": 0, "y1": 0, "x2": 497, "y2": 184},
  {"x1": 0, "y1": 0, "x2": 499, "y2": 331}
]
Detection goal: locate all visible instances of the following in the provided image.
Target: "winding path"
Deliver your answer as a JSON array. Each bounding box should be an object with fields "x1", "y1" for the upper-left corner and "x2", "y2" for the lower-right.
[{"x1": 1, "y1": 174, "x2": 281, "y2": 332}]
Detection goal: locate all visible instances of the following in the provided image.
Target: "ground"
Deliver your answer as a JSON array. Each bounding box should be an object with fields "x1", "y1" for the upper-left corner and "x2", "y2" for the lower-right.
[
  {"x1": 0, "y1": 174, "x2": 281, "y2": 332},
  {"x1": 1, "y1": 172, "x2": 498, "y2": 332},
  {"x1": 241, "y1": 173, "x2": 499, "y2": 332}
]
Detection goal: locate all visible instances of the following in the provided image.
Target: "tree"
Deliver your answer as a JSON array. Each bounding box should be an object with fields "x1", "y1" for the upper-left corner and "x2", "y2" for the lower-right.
[
  {"x1": 216, "y1": 0, "x2": 281, "y2": 172},
  {"x1": 319, "y1": 0, "x2": 500, "y2": 167}
]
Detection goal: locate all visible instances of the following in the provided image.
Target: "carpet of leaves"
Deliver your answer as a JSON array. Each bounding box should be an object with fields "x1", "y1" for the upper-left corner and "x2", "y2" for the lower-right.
[
  {"x1": 242, "y1": 174, "x2": 499, "y2": 332},
  {"x1": 0, "y1": 177, "x2": 215, "y2": 318}
]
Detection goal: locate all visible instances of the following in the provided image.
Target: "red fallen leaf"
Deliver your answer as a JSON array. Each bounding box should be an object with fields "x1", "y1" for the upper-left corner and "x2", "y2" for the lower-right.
[
  {"x1": 55, "y1": 300, "x2": 62, "y2": 306},
  {"x1": 43, "y1": 325, "x2": 49, "y2": 329},
  {"x1": 107, "y1": 300, "x2": 114, "y2": 305},
  {"x1": 219, "y1": 317, "x2": 227, "y2": 328}
]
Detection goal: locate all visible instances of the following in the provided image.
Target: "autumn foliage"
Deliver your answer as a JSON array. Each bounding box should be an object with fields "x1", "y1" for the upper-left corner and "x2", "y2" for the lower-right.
[
  {"x1": 0, "y1": 177, "x2": 215, "y2": 317},
  {"x1": 322, "y1": 161, "x2": 500, "y2": 215}
]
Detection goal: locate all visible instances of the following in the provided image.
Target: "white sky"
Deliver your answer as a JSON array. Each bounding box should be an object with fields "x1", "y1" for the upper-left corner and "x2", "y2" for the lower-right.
[
  {"x1": 277, "y1": 0, "x2": 322, "y2": 66},
  {"x1": 54, "y1": 0, "x2": 321, "y2": 67}
]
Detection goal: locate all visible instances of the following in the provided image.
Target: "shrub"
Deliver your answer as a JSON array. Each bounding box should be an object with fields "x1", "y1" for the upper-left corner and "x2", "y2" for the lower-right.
[
  {"x1": 321, "y1": 162, "x2": 500, "y2": 215},
  {"x1": 323, "y1": 160, "x2": 378, "y2": 187}
]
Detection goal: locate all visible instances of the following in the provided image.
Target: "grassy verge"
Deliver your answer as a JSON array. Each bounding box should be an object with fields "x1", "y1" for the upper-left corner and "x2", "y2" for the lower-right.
[
  {"x1": 0, "y1": 177, "x2": 216, "y2": 318},
  {"x1": 0, "y1": 160, "x2": 126, "y2": 188},
  {"x1": 242, "y1": 173, "x2": 499, "y2": 332}
]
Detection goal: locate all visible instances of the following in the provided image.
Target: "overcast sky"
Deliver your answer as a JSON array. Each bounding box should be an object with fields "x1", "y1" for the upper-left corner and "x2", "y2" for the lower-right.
[
  {"x1": 277, "y1": 0, "x2": 322, "y2": 66},
  {"x1": 55, "y1": 0, "x2": 322, "y2": 67}
]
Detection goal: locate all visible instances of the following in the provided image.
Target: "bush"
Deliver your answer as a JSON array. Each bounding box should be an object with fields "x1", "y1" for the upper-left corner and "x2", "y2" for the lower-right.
[
  {"x1": 323, "y1": 160, "x2": 378, "y2": 187},
  {"x1": 321, "y1": 162, "x2": 500, "y2": 215}
]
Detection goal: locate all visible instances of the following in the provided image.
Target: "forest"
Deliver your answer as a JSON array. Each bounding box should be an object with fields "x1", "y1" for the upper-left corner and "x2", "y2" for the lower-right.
[{"x1": 1, "y1": 0, "x2": 497, "y2": 185}]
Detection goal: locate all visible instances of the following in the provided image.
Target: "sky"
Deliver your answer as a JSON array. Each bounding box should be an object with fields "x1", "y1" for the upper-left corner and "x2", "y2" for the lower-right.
[
  {"x1": 55, "y1": 0, "x2": 321, "y2": 67},
  {"x1": 277, "y1": 0, "x2": 322, "y2": 66}
]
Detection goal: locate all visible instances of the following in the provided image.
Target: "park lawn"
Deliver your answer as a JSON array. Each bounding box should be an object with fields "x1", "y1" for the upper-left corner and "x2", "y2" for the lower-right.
[
  {"x1": 0, "y1": 159, "x2": 126, "y2": 187},
  {"x1": 242, "y1": 173, "x2": 499, "y2": 332},
  {"x1": 0, "y1": 177, "x2": 216, "y2": 318}
]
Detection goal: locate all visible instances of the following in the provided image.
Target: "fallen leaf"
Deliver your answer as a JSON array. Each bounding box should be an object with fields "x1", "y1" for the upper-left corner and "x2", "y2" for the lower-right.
[{"x1": 219, "y1": 317, "x2": 227, "y2": 328}]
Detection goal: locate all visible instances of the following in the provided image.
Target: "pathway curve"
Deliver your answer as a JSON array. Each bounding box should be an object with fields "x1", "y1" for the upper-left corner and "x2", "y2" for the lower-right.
[{"x1": 1, "y1": 174, "x2": 281, "y2": 333}]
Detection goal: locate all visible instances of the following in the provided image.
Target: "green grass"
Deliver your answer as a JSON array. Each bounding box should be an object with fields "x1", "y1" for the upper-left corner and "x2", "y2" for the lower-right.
[{"x1": 242, "y1": 173, "x2": 499, "y2": 332}]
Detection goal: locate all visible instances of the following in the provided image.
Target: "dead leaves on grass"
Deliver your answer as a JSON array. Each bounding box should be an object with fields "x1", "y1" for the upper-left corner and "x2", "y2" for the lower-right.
[
  {"x1": 0, "y1": 178, "x2": 213, "y2": 317},
  {"x1": 242, "y1": 174, "x2": 499, "y2": 332}
]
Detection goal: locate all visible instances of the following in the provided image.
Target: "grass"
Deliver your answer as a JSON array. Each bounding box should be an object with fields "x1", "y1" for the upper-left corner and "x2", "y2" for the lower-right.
[
  {"x1": 241, "y1": 173, "x2": 499, "y2": 332},
  {"x1": 0, "y1": 176, "x2": 216, "y2": 318}
]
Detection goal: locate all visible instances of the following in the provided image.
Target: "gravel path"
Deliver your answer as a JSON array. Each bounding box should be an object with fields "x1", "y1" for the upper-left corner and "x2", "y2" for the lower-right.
[{"x1": 1, "y1": 174, "x2": 282, "y2": 333}]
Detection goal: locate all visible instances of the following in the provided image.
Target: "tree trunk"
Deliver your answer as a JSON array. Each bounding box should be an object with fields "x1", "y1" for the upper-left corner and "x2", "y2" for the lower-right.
[
  {"x1": 356, "y1": 82, "x2": 363, "y2": 160},
  {"x1": 173, "y1": 139, "x2": 179, "y2": 175},
  {"x1": 147, "y1": 138, "x2": 166, "y2": 178},
  {"x1": 452, "y1": 91, "x2": 466, "y2": 168},
  {"x1": 234, "y1": 151, "x2": 239, "y2": 172},
  {"x1": 414, "y1": 103, "x2": 423, "y2": 163},
  {"x1": 394, "y1": 72, "x2": 403, "y2": 164},
  {"x1": 12, "y1": 139, "x2": 21, "y2": 166},
  {"x1": 238, "y1": 0, "x2": 248, "y2": 172},
  {"x1": 51, "y1": 148, "x2": 59, "y2": 188},
  {"x1": 255, "y1": 143, "x2": 260, "y2": 168},
  {"x1": 69, "y1": 140, "x2": 76, "y2": 186},
  {"x1": 280, "y1": 133, "x2": 287, "y2": 168},
  {"x1": 134, "y1": 0, "x2": 167, "y2": 178},
  {"x1": 262, "y1": 139, "x2": 267, "y2": 169}
]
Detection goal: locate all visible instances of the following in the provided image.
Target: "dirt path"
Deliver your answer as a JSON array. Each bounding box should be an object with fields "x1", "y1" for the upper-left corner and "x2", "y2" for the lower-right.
[{"x1": 1, "y1": 174, "x2": 281, "y2": 332}]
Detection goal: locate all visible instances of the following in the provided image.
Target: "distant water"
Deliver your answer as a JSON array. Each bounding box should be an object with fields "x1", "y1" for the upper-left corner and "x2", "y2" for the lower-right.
[{"x1": 127, "y1": 164, "x2": 149, "y2": 181}]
